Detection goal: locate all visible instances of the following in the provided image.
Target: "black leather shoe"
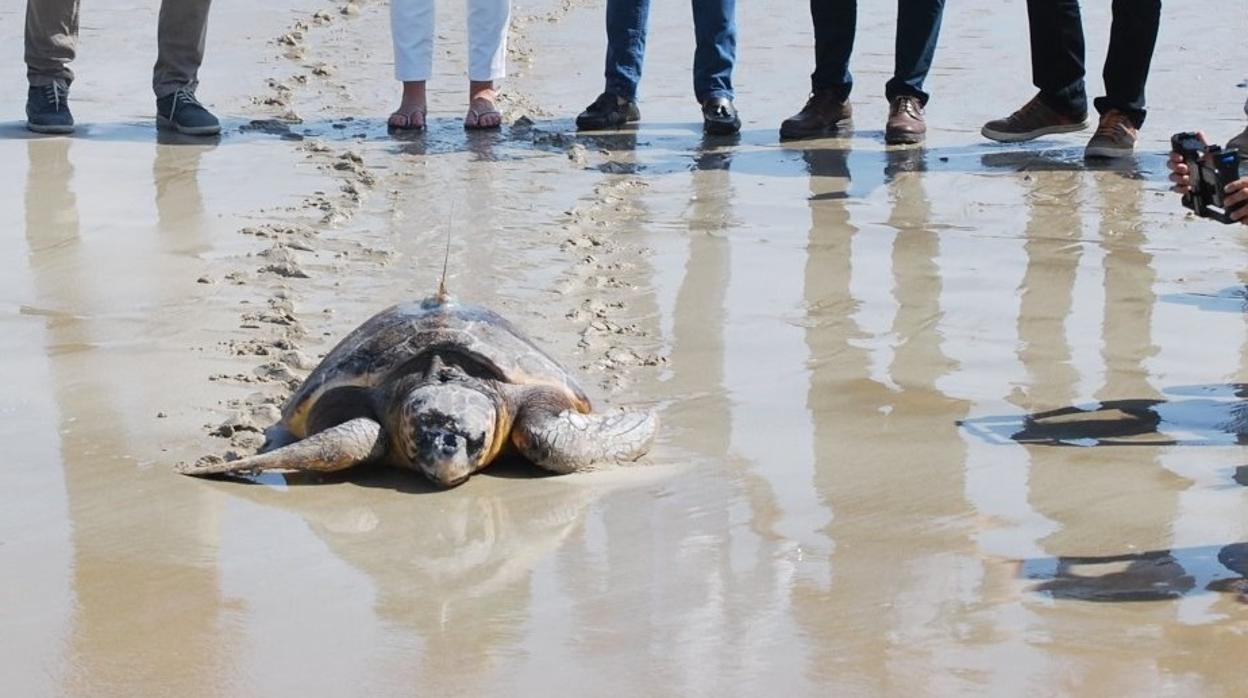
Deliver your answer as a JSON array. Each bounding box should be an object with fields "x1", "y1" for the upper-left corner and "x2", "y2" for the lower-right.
[
  {"x1": 702, "y1": 96, "x2": 741, "y2": 136},
  {"x1": 156, "y1": 85, "x2": 221, "y2": 136},
  {"x1": 26, "y1": 80, "x2": 74, "y2": 134},
  {"x1": 576, "y1": 92, "x2": 640, "y2": 131},
  {"x1": 780, "y1": 91, "x2": 852, "y2": 141}
]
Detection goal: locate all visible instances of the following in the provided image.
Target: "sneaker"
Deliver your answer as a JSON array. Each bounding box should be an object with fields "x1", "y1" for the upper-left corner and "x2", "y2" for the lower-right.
[
  {"x1": 156, "y1": 85, "x2": 221, "y2": 136},
  {"x1": 779, "y1": 90, "x2": 852, "y2": 141},
  {"x1": 981, "y1": 94, "x2": 1086, "y2": 143},
  {"x1": 575, "y1": 92, "x2": 640, "y2": 131},
  {"x1": 702, "y1": 96, "x2": 740, "y2": 136},
  {"x1": 885, "y1": 95, "x2": 926, "y2": 145},
  {"x1": 26, "y1": 80, "x2": 74, "y2": 134},
  {"x1": 1084, "y1": 109, "x2": 1137, "y2": 159}
]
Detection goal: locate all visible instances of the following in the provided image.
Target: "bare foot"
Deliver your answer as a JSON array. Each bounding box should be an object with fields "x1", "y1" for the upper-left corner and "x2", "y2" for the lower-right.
[
  {"x1": 389, "y1": 80, "x2": 427, "y2": 131},
  {"x1": 465, "y1": 81, "x2": 501, "y2": 130}
]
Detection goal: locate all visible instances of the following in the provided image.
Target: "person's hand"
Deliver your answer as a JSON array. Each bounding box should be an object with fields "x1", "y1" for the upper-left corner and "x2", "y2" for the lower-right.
[
  {"x1": 1167, "y1": 151, "x2": 1193, "y2": 194},
  {"x1": 1168, "y1": 131, "x2": 1208, "y2": 196},
  {"x1": 1225, "y1": 177, "x2": 1248, "y2": 225}
]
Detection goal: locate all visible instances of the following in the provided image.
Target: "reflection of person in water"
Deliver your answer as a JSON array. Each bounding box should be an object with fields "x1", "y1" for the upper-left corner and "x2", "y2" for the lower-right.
[
  {"x1": 23, "y1": 136, "x2": 237, "y2": 695},
  {"x1": 1021, "y1": 542, "x2": 1248, "y2": 602}
]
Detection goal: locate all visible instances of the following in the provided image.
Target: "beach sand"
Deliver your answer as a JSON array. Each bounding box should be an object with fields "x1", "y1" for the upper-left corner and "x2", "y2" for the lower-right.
[{"x1": 3, "y1": 0, "x2": 1248, "y2": 695}]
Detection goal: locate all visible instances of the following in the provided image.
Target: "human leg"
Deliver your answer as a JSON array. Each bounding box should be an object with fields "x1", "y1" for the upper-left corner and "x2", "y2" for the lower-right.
[
  {"x1": 810, "y1": 0, "x2": 856, "y2": 99},
  {"x1": 464, "y1": 0, "x2": 509, "y2": 128},
  {"x1": 389, "y1": 0, "x2": 434, "y2": 129},
  {"x1": 467, "y1": 0, "x2": 509, "y2": 83},
  {"x1": 576, "y1": 0, "x2": 647, "y2": 130},
  {"x1": 885, "y1": 0, "x2": 944, "y2": 104},
  {"x1": 780, "y1": 0, "x2": 855, "y2": 140},
  {"x1": 980, "y1": 0, "x2": 1087, "y2": 142},
  {"x1": 25, "y1": 0, "x2": 79, "y2": 132},
  {"x1": 26, "y1": 0, "x2": 78, "y2": 86},
  {"x1": 152, "y1": 0, "x2": 218, "y2": 134},
  {"x1": 1092, "y1": 0, "x2": 1160, "y2": 128},
  {"x1": 883, "y1": 0, "x2": 945, "y2": 144},
  {"x1": 691, "y1": 0, "x2": 735, "y2": 103},
  {"x1": 152, "y1": 0, "x2": 212, "y2": 98},
  {"x1": 1027, "y1": 0, "x2": 1087, "y2": 115},
  {"x1": 1084, "y1": 0, "x2": 1159, "y2": 157},
  {"x1": 603, "y1": 0, "x2": 649, "y2": 101}
]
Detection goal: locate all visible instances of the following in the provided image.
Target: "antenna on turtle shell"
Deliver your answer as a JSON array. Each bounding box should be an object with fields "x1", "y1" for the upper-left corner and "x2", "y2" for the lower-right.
[{"x1": 437, "y1": 202, "x2": 453, "y2": 303}]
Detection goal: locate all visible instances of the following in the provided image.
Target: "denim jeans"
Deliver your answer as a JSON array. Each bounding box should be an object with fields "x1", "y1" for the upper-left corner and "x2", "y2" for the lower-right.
[
  {"x1": 603, "y1": 0, "x2": 736, "y2": 103},
  {"x1": 809, "y1": 0, "x2": 946, "y2": 105},
  {"x1": 1027, "y1": 0, "x2": 1161, "y2": 128}
]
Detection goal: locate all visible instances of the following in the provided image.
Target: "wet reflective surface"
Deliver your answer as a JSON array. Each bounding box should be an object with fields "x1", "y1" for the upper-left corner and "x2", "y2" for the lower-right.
[{"x1": 4, "y1": 0, "x2": 1248, "y2": 695}]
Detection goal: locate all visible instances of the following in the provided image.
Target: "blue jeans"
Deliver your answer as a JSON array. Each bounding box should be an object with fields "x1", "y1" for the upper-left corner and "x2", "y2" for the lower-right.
[
  {"x1": 603, "y1": 0, "x2": 736, "y2": 103},
  {"x1": 810, "y1": 0, "x2": 946, "y2": 105}
]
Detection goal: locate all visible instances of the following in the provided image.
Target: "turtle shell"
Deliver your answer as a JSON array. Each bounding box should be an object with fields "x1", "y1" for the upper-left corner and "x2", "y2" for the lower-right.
[{"x1": 281, "y1": 298, "x2": 591, "y2": 437}]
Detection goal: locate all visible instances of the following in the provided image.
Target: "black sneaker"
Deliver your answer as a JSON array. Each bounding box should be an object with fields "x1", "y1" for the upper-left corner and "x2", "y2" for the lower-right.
[
  {"x1": 575, "y1": 92, "x2": 640, "y2": 131},
  {"x1": 702, "y1": 96, "x2": 741, "y2": 136},
  {"x1": 26, "y1": 80, "x2": 74, "y2": 134},
  {"x1": 156, "y1": 85, "x2": 221, "y2": 136}
]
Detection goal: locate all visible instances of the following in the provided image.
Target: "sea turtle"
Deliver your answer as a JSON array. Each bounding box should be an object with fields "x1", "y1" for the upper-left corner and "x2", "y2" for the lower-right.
[{"x1": 178, "y1": 292, "x2": 658, "y2": 487}]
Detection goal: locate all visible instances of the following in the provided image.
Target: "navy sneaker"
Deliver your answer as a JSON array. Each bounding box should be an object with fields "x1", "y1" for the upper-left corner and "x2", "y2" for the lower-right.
[
  {"x1": 575, "y1": 92, "x2": 640, "y2": 131},
  {"x1": 157, "y1": 85, "x2": 221, "y2": 136},
  {"x1": 26, "y1": 80, "x2": 74, "y2": 134}
]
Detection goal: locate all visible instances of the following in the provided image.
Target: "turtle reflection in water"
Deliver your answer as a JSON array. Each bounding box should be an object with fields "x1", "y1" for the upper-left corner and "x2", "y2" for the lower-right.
[{"x1": 179, "y1": 294, "x2": 658, "y2": 487}]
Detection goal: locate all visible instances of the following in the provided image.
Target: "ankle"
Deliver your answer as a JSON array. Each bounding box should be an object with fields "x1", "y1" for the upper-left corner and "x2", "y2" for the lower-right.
[
  {"x1": 401, "y1": 81, "x2": 427, "y2": 100},
  {"x1": 469, "y1": 81, "x2": 497, "y2": 102}
]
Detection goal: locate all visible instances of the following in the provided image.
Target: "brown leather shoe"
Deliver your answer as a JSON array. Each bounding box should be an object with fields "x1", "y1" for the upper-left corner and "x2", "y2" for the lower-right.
[
  {"x1": 779, "y1": 91, "x2": 852, "y2": 141},
  {"x1": 981, "y1": 93, "x2": 1087, "y2": 143},
  {"x1": 885, "y1": 95, "x2": 926, "y2": 145}
]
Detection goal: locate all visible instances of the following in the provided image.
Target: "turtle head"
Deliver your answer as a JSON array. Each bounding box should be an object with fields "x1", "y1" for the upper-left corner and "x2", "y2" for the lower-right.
[{"x1": 398, "y1": 382, "x2": 497, "y2": 487}]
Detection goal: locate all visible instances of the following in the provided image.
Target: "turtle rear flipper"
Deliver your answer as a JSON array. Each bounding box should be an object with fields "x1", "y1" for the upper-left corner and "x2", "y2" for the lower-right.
[
  {"x1": 513, "y1": 401, "x2": 658, "y2": 474},
  {"x1": 179, "y1": 417, "x2": 386, "y2": 477}
]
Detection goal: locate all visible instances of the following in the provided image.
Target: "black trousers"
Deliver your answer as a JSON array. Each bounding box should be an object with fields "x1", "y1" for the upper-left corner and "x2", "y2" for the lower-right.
[
  {"x1": 810, "y1": 0, "x2": 947, "y2": 105},
  {"x1": 1028, "y1": 0, "x2": 1161, "y2": 128}
]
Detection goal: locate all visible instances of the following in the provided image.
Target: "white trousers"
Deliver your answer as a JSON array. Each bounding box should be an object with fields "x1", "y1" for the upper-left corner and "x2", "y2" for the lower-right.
[{"x1": 391, "y1": 0, "x2": 511, "y2": 82}]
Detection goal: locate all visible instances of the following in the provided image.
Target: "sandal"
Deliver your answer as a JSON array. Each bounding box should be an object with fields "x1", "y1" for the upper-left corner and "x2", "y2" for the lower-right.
[
  {"x1": 464, "y1": 97, "x2": 502, "y2": 130},
  {"x1": 388, "y1": 106, "x2": 427, "y2": 131}
]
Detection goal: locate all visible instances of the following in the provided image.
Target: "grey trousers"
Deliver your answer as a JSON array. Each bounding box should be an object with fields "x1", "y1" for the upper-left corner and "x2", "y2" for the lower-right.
[{"x1": 25, "y1": 0, "x2": 213, "y2": 97}]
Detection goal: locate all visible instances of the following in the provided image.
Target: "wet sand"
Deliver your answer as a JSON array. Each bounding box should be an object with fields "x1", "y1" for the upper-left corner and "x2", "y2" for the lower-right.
[{"x1": 3, "y1": 0, "x2": 1248, "y2": 695}]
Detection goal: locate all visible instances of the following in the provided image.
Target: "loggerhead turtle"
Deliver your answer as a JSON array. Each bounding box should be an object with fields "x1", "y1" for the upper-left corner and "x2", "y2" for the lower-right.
[{"x1": 178, "y1": 290, "x2": 658, "y2": 487}]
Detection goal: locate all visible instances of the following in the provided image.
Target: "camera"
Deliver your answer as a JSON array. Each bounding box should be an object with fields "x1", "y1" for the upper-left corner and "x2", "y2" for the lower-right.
[{"x1": 1171, "y1": 132, "x2": 1244, "y2": 224}]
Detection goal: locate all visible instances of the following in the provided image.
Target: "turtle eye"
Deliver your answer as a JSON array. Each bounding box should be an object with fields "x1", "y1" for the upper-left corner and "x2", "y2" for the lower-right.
[{"x1": 464, "y1": 431, "x2": 486, "y2": 456}]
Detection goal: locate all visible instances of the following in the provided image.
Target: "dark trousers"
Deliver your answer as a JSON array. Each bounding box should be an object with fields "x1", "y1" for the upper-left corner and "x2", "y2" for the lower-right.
[
  {"x1": 810, "y1": 0, "x2": 946, "y2": 105},
  {"x1": 1028, "y1": 0, "x2": 1161, "y2": 128},
  {"x1": 604, "y1": 0, "x2": 736, "y2": 103}
]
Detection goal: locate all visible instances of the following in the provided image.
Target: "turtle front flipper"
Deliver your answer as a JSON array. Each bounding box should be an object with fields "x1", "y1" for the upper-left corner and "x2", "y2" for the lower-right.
[
  {"x1": 512, "y1": 393, "x2": 658, "y2": 474},
  {"x1": 178, "y1": 417, "x2": 386, "y2": 477}
]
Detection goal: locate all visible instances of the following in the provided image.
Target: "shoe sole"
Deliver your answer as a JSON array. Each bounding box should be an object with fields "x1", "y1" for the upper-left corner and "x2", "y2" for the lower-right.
[
  {"x1": 1084, "y1": 145, "x2": 1135, "y2": 159},
  {"x1": 575, "y1": 117, "x2": 640, "y2": 132},
  {"x1": 885, "y1": 130, "x2": 925, "y2": 145},
  {"x1": 980, "y1": 121, "x2": 1087, "y2": 143},
  {"x1": 778, "y1": 119, "x2": 853, "y2": 142},
  {"x1": 704, "y1": 121, "x2": 741, "y2": 136},
  {"x1": 27, "y1": 122, "x2": 75, "y2": 135},
  {"x1": 157, "y1": 115, "x2": 221, "y2": 136}
]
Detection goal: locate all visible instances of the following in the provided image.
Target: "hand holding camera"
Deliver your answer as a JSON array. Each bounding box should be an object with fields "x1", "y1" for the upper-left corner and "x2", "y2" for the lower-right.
[{"x1": 1168, "y1": 131, "x2": 1248, "y2": 225}]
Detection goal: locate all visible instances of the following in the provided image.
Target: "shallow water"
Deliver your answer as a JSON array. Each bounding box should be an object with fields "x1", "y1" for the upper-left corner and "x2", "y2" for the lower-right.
[{"x1": 3, "y1": 0, "x2": 1248, "y2": 696}]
